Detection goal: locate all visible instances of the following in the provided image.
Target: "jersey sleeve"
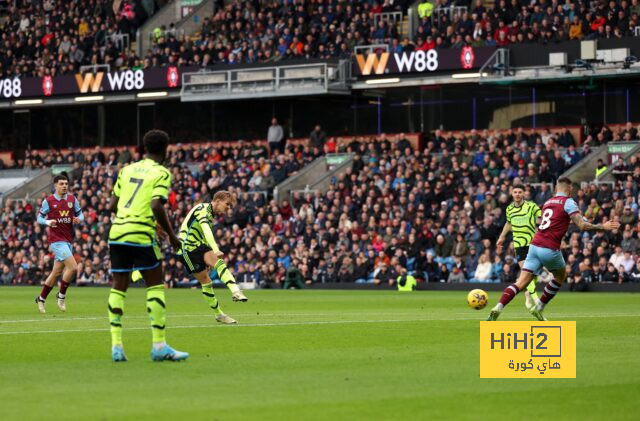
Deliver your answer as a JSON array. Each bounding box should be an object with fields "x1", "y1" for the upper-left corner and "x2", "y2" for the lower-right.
[
  {"x1": 151, "y1": 169, "x2": 171, "y2": 203},
  {"x1": 505, "y1": 206, "x2": 512, "y2": 223},
  {"x1": 533, "y1": 203, "x2": 542, "y2": 218},
  {"x1": 37, "y1": 199, "x2": 49, "y2": 225},
  {"x1": 196, "y1": 206, "x2": 220, "y2": 254},
  {"x1": 73, "y1": 198, "x2": 84, "y2": 221},
  {"x1": 112, "y1": 170, "x2": 123, "y2": 197},
  {"x1": 564, "y1": 198, "x2": 580, "y2": 216}
]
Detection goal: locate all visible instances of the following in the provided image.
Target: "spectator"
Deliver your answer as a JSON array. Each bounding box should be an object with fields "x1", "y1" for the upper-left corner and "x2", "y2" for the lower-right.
[
  {"x1": 309, "y1": 125, "x2": 327, "y2": 150},
  {"x1": 448, "y1": 265, "x2": 466, "y2": 283},
  {"x1": 472, "y1": 253, "x2": 493, "y2": 283},
  {"x1": 267, "y1": 118, "x2": 284, "y2": 157}
]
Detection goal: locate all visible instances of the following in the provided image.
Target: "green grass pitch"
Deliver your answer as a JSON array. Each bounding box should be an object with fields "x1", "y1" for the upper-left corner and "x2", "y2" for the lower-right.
[{"x1": 0, "y1": 287, "x2": 638, "y2": 420}]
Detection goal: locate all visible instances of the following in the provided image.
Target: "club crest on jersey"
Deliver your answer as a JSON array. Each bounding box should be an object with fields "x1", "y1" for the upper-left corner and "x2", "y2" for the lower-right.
[{"x1": 68, "y1": 202, "x2": 73, "y2": 208}]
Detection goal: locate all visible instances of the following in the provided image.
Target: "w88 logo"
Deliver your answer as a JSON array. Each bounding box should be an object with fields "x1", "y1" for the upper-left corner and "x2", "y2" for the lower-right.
[{"x1": 0, "y1": 78, "x2": 22, "y2": 98}]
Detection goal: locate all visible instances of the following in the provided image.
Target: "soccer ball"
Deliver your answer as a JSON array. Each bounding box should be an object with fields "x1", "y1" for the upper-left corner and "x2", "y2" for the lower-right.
[{"x1": 467, "y1": 289, "x2": 489, "y2": 310}]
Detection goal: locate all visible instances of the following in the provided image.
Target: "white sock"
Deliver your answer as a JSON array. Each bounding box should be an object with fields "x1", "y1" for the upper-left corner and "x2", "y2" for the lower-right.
[
  {"x1": 495, "y1": 303, "x2": 504, "y2": 311},
  {"x1": 153, "y1": 341, "x2": 166, "y2": 351},
  {"x1": 58, "y1": 292, "x2": 65, "y2": 299}
]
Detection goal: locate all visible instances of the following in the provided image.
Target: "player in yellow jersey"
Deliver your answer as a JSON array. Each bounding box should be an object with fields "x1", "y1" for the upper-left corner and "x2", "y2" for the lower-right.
[
  {"x1": 107, "y1": 129, "x2": 188, "y2": 362},
  {"x1": 497, "y1": 184, "x2": 542, "y2": 315},
  {"x1": 178, "y1": 190, "x2": 248, "y2": 324}
]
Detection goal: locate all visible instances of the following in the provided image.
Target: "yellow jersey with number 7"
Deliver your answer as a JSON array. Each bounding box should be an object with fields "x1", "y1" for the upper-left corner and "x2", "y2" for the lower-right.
[{"x1": 108, "y1": 158, "x2": 171, "y2": 246}]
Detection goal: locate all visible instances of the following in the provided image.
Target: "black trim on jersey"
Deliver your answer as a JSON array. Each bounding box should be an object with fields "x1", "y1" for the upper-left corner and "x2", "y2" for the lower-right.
[
  {"x1": 109, "y1": 230, "x2": 154, "y2": 242},
  {"x1": 111, "y1": 220, "x2": 156, "y2": 229}
]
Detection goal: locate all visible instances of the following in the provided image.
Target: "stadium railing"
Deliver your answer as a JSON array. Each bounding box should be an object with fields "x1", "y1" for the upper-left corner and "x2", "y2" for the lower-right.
[
  {"x1": 181, "y1": 61, "x2": 351, "y2": 101},
  {"x1": 374, "y1": 11, "x2": 404, "y2": 28},
  {"x1": 430, "y1": 6, "x2": 468, "y2": 25},
  {"x1": 105, "y1": 33, "x2": 131, "y2": 52}
]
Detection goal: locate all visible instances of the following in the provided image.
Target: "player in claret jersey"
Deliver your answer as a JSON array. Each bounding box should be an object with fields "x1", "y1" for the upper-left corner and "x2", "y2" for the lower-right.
[
  {"x1": 35, "y1": 174, "x2": 84, "y2": 313},
  {"x1": 488, "y1": 177, "x2": 620, "y2": 321}
]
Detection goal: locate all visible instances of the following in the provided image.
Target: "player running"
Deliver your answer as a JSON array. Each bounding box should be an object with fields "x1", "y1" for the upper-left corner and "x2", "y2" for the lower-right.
[
  {"x1": 488, "y1": 177, "x2": 619, "y2": 321},
  {"x1": 178, "y1": 191, "x2": 247, "y2": 325},
  {"x1": 35, "y1": 173, "x2": 84, "y2": 313},
  {"x1": 496, "y1": 184, "x2": 542, "y2": 315},
  {"x1": 107, "y1": 130, "x2": 188, "y2": 362}
]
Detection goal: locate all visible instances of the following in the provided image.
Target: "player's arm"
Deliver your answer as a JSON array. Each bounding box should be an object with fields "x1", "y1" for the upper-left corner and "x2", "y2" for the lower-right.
[
  {"x1": 197, "y1": 208, "x2": 222, "y2": 256},
  {"x1": 534, "y1": 203, "x2": 542, "y2": 225},
  {"x1": 565, "y1": 197, "x2": 619, "y2": 231},
  {"x1": 36, "y1": 199, "x2": 56, "y2": 227},
  {"x1": 151, "y1": 169, "x2": 181, "y2": 250},
  {"x1": 152, "y1": 199, "x2": 180, "y2": 250},
  {"x1": 108, "y1": 170, "x2": 122, "y2": 212},
  {"x1": 72, "y1": 199, "x2": 85, "y2": 224},
  {"x1": 496, "y1": 222, "x2": 511, "y2": 248},
  {"x1": 570, "y1": 213, "x2": 619, "y2": 231}
]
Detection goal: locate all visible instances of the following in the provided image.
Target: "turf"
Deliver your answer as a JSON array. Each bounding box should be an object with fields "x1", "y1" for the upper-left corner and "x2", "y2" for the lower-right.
[{"x1": 0, "y1": 287, "x2": 638, "y2": 421}]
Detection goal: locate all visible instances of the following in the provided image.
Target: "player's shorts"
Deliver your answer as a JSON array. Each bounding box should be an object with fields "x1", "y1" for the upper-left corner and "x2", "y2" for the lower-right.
[
  {"x1": 179, "y1": 245, "x2": 212, "y2": 274},
  {"x1": 522, "y1": 244, "x2": 566, "y2": 273},
  {"x1": 50, "y1": 241, "x2": 73, "y2": 262},
  {"x1": 109, "y1": 243, "x2": 162, "y2": 273}
]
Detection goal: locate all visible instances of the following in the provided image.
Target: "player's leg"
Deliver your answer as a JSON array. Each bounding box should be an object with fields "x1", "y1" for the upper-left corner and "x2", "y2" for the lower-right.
[
  {"x1": 203, "y1": 250, "x2": 248, "y2": 302},
  {"x1": 141, "y1": 245, "x2": 188, "y2": 362},
  {"x1": 193, "y1": 269, "x2": 237, "y2": 324},
  {"x1": 108, "y1": 244, "x2": 135, "y2": 361},
  {"x1": 518, "y1": 259, "x2": 541, "y2": 311},
  {"x1": 35, "y1": 260, "x2": 64, "y2": 313},
  {"x1": 56, "y1": 252, "x2": 78, "y2": 312},
  {"x1": 536, "y1": 262, "x2": 567, "y2": 313},
  {"x1": 488, "y1": 246, "x2": 541, "y2": 320},
  {"x1": 526, "y1": 274, "x2": 540, "y2": 303},
  {"x1": 109, "y1": 272, "x2": 129, "y2": 361},
  {"x1": 487, "y1": 270, "x2": 534, "y2": 320}
]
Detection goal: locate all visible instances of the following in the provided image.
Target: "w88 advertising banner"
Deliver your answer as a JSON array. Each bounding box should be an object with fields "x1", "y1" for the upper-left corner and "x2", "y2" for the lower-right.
[
  {"x1": 0, "y1": 66, "x2": 184, "y2": 99},
  {"x1": 353, "y1": 46, "x2": 496, "y2": 76}
]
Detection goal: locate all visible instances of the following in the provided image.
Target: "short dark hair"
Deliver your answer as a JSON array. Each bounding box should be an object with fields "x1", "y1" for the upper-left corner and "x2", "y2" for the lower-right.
[
  {"x1": 557, "y1": 177, "x2": 573, "y2": 187},
  {"x1": 143, "y1": 129, "x2": 169, "y2": 155},
  {"x1": 53, "y1": 174, "x2": 68, "y2": 184},
  {"x1": 512, "y1": 184, "x2": 525, "y2": 191}
]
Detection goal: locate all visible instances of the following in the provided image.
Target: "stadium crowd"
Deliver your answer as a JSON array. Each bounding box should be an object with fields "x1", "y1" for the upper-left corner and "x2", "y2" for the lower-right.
[
  {"x1": 417, "y1": 0, "x2": 640, "y2": 49},
  {"x1": 2, "y1": 123, "x2": 640, "y2": 289},
  {"x1": 0, "y1": 0, "x2": 161, "y2": 78},
  {"x1": 2, "y1": 0, "x2": 640, "y2": 77}
]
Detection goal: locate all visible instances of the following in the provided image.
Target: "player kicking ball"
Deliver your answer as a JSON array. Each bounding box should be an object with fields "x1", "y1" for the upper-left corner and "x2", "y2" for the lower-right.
[
  {"x1": 496, "y1": 184, "x2": 542, "y2": 315},
  {"x1": 107, "y1": 130, "x2": 188, "y2": 362},
  {"x1": 178, "y1": 190, "x2": 248, "y2": 325},
  {"x1": 488, "y1": 177, "x2": 619, "y2": 321},
  {"x1": 35, "y1": 174, "x2": 84, "y2": 313}
]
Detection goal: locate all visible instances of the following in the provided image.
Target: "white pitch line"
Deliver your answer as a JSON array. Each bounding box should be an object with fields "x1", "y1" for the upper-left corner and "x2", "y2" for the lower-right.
[
  {"x1": 1, "y1": 311, "x2": 638, "y2": 325},
  {"x1": 1, "y1": 313, "x2": 640, "y2": 335},
  {"x1": 0, "y1": 312, "x2": 449, "y2": 324},
  {"x1": 0, "y1": 318, "x2": 439, "y2": 335}
]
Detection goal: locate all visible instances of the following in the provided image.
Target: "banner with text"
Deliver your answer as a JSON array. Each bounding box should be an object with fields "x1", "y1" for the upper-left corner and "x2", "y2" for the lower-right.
[
  {"x1": 480, "y1": 321, "x2": 576, "y2": 378},
  {"x1": 0, "y1": 66, "x2": 190, "y2": 100},
  {"x1": 353, "y1": 47, "x2": 496, "y2": 76}
]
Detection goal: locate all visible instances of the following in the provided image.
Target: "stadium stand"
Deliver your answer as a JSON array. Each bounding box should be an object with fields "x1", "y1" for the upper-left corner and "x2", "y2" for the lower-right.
[
  {"x1": 418, "y1": 0, "x2": 640, "y2": 48},
  {"x1": 3, "y1": 124, "x2": 640, "y2": 288},
  {"x1": 0, "y1": 0, "x2": 159, "y2": 78},
  {"x1": 2, "y1": 0, "x2": 640, "y2": 78}
]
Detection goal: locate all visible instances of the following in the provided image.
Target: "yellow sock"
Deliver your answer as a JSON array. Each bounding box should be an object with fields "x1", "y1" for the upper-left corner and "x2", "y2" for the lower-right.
[
  {"x1": 146, "y1": 284, "x2": 166, "y2": 343},
  {"x1": 108, "y1": 289, "x2": 125, "y2": 347}
]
